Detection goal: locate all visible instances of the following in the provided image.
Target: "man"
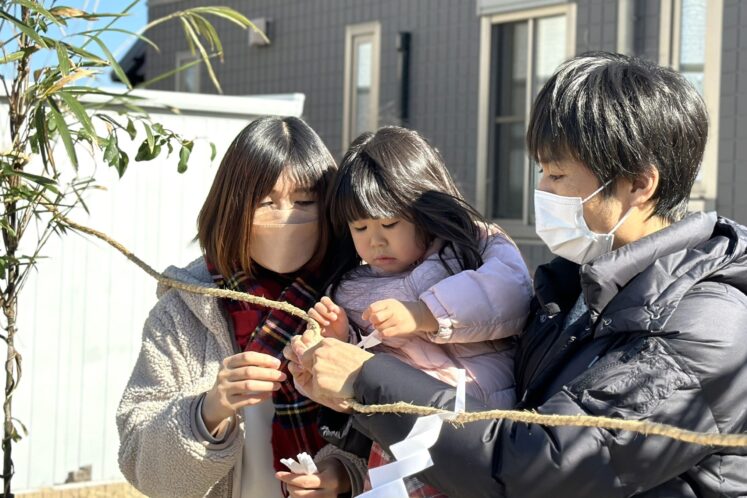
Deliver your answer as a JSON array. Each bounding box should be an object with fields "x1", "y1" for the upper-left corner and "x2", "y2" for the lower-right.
[{"x1": 293, "y1": 52, "x2": 747, "y2": 497}]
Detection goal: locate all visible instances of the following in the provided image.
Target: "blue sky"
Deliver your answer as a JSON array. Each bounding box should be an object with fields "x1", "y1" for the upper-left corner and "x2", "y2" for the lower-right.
[{"x1": 1, "y1": 1, "x2": 148, "y2": 88}]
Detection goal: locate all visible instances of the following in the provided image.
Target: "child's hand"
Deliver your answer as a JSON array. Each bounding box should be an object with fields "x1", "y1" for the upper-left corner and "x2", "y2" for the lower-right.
[
  {"x1": 363, "y1": 299, "x2": 439, "y2": 338},
  {"x1": 308, "y1": 296, "x2": 349, "y2": 341}
]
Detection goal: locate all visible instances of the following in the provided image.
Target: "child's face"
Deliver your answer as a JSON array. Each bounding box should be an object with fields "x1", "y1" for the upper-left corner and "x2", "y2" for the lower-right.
[{"x1": 349, "y1": 217, "x2": 426, "y2": 274}]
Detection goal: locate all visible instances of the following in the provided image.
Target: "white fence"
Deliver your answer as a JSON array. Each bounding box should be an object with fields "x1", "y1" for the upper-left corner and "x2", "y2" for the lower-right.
[{"x1": 0, "y1": 90, "x2": 304, "y2": 489}]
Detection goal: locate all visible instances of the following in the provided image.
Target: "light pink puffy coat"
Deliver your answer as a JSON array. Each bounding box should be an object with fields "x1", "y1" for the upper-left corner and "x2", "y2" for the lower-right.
[{"x1": 334, "y1": 233, "x2": 532, "y2": 409}]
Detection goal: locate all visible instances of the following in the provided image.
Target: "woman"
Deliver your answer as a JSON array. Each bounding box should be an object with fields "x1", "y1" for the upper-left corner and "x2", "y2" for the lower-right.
[{"x1": 117, "y1": 116, "x2": 363, "y2": 498}]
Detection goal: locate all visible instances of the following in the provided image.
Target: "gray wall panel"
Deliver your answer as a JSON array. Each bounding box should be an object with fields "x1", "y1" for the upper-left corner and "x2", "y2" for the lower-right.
[
  {"x1": 718, "y1": 0, "x2": 745, "y2": 221},
  {"x1": 146, "y1": 0, "x2": 482, "y2": 203}
]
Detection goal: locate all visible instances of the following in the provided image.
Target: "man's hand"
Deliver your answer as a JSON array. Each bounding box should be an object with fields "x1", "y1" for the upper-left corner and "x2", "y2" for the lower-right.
[{"x1": 362, "y1": 299, "x2": 439, "y2": 338}]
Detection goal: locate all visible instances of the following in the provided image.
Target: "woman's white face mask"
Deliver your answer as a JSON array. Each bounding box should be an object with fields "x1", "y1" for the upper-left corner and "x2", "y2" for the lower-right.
[
  {"x1": 251, "y1": 206, "x2": 319, "y2": 274},
  {"x1": 534, "y1": 181, "x2": 632, "y2": 264}
]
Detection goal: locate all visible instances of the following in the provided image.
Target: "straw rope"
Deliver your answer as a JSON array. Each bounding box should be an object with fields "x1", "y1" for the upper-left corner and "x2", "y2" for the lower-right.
[{"x1": 50, "y1": 207, "x2": 747, "y2": 448}]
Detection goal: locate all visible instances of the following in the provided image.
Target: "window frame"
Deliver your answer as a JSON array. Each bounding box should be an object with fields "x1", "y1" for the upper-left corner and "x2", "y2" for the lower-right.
[
  {"x1": 659, "y1": 0, "x2": 723, "y2": 206},
  {"x1": 342, "y1": 22, "x2": 381, "y2": 151},
  {"x1": 475, "y1": 4, "x2": 576, "y2": 240},
  {"x1": 174, "y1": 51, "x2": 201, "y2": 93}
]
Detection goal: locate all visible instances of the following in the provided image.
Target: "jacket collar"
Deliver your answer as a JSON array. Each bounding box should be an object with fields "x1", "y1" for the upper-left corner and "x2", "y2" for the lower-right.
[{"x1": 580, "y1": 211, "x2": 718, "y2": 319}]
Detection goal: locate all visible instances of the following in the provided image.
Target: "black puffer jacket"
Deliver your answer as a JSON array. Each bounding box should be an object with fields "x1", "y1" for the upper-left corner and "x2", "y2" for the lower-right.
[{"x1": 351, "y1": 212, "x2": 747, "y2": 497}]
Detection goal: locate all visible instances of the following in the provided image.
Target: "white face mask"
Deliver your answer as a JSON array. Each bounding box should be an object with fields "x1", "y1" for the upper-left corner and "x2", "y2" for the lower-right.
[
  {"x1": 251, "y1": 207, "x2": 319, "y2": 274},
  {"x1": 534, "y1": 182, "x2": 632, "y2": 264}
]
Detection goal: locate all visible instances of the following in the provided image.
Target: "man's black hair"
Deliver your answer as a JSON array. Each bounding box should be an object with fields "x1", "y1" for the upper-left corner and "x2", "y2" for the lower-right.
[{"x1": 527, "y1": 51, "x2": 708, "y2": 222}]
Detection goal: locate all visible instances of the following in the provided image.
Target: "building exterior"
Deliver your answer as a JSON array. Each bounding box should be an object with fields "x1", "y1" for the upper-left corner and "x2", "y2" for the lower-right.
[{"x1": 139, "y1": 0, "x2": 739, "y2": 271}]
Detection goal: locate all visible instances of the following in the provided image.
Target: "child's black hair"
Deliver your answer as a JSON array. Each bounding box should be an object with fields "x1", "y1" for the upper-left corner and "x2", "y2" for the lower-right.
[{"x1": 325, "y1": 126, "x2": 494, "y2": 294}]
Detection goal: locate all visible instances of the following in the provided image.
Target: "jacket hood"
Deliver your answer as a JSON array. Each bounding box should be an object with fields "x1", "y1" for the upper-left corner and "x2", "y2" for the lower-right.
[
  {"x1": 536, "y1": 212, "x2": 747, "y2": 336},
  {"x1": 586, "y1": 211, "x2": 747, "y2": 335}
]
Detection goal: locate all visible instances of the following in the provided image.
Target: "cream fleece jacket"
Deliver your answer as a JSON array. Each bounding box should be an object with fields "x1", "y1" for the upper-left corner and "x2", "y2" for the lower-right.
[{"x1": 116, "y1": 257, "x2": 366, "y2": 498}]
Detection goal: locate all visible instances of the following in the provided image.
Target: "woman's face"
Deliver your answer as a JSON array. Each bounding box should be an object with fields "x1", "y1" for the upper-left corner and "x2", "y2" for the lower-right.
[
  {"x1": 250, "y1": 174, "x2": 320, "y2": 274},
  {"x1": 537, "y1": 158, "x2": 632, "y2": 245}
]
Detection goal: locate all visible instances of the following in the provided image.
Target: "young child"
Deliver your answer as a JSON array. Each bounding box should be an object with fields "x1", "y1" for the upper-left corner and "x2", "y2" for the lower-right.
[{"x1": 308, "y1": 126, "x2": 532, "y2": 496}]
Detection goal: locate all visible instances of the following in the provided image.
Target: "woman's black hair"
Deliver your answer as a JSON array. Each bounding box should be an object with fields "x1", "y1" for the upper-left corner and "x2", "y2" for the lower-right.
[
  {"x1": 325, "y1": 126, "x2": 491, "y2": 294},
  {"x1": 527, "y1": 51, "x2": 708, "y2": 222}
]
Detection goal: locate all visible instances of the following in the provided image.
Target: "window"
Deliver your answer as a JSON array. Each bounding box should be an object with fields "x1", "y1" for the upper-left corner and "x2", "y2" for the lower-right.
[
  {"x1": 660, "y1": 0, "x2": 723, "y2": 204},
  {"x1": 476, "y1": 5, "x2": 575, "y2": 234},
  {"x1": 175, "y1": 52, "x2": 200, "y2": 93},
  {"x1": 342, "y1": 22, "x2": 381, "y2": 150}
]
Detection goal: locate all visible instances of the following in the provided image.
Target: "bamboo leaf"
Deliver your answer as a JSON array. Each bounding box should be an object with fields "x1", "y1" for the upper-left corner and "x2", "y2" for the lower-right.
[
  {"x1": 188, "y1": 13, "x2": 221, "y2": 54},
  {"x1": 89, "y1": 35, "x2": 131, "y2": 89},
  {"x1": 15, "y1": 0, "x2": 64, "y2": 26},
  {"x1": 55, "y1": 43, "x2": 71, "y2": 75},
  {"x1": 0, "y1": 10, "x2": 49, "y2": 48},
  {"x1": 179, "y1": 17, "x2": 221, "y2": 93},
  {"x1": 210, "y1": 142, "x2": 217, "y2": 161},
  {"x1": 34, "y1": 105, "x2": 49, "y2": 169},
  {"x1": 48, "y1": 6, "x2": 88, "y2": 18},
  {"x1": 57, "y1": 91, "x2": 96, "y2": 139},
  {"x1": 47, "y1": 99, "x2": 78, "y2": 168},
  {"x1": 76, "y1": 27, "x2": 160, "y2": 52},
  {"x1": 0, "y1": 51, "x2": 24, "y2": 64},
  {"x1": 44, "y1": 68, "x2": 96, "y2": 96},
  {"x1": 52, "y1": 40, "x2": 106, "y2": 64}
]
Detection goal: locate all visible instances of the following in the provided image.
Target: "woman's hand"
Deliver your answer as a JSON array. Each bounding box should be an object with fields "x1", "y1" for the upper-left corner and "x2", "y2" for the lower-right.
[
  {"x1": 308, "y1": 296, "x2": 350, "y2": 341},
  {"x1": 202, "y1": 351, "x2": 286, "y2": 432},
  {"x1": 276, "y1": 458, "x2": 351, "y2": 498},
  {"x1": 362, "y1": 299, "x2": 439, "y2": 338}
]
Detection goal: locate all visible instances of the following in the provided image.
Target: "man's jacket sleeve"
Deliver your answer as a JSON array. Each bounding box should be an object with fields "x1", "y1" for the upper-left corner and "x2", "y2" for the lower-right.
[{"x1": 352, "y1": 286, "x2": 747, "y2": 498}]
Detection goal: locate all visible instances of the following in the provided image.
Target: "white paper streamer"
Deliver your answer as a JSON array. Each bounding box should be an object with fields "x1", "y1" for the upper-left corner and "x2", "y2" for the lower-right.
[
  {"x1": 358, "y1": 331, "x2": 382, "y2": 349},
  {"x1": 357, "y1": 369, "x2": 466, "y2": 498},
  {"x1": 280, "y1": 451, "x2": 318, "y2": 475}
]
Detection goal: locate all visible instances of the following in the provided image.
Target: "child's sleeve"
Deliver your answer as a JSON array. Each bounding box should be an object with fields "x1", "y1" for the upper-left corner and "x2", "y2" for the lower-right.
[{"x1": 418, "y1": 234, "x2": 532, "y2": 344}]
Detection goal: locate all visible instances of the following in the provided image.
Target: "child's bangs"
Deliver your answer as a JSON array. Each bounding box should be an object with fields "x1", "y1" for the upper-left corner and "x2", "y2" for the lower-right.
[{"x1": 331, "y1": 167, "x2": 403, "y2": 229}]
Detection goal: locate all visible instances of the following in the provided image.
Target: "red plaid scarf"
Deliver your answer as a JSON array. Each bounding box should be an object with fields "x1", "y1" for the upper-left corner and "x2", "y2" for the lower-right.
[{"x1": 209, "y1": 261, "x2": 325, "y2": 471}]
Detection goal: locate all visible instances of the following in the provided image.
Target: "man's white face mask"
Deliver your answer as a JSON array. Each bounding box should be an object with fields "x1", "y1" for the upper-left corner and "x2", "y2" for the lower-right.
[{"x1": 533, "y1": 181, "x2": 632, "y2": 264}]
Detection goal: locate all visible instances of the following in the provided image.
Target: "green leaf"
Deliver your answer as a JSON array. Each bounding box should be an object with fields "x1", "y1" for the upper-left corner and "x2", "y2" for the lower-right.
[
  {"x1": 117, "y1": 150, "x2": 130, "y2": 177},
  {"x1": 178, "y1": 144, "x2": 192, "y2": 173},
  {"x1": 11, "y1": 170, "x2": 60, "y2": 194},
  {"x1": 210, "y1": 142, "x2": 217, "y2": 161},
  {"x1": 144, "y1": 123, "x2": 155, "y2": 152},
  {"x1": 57, "y1": 91, "x2": 96, "y2": 138},
  {"x1": 152, "y1": 123, "x2": 166, "y2": 135},
  {"x1": 103, "y1": 135, "x2": 119, "y2": 165},
  {"x1": 47, "y1": 99, "x2": 78, "y2": 168},
  {"x1": 55, "y1": 43, "x2": 71, "y2": 75},
  {"x1": 126, "y1": 118, "x2": 137, "y2": 140},
  {"x1": 135, "y1": 140, "x2": 161, "y2": 162},
  {"x1": 34, "y1": 105, "x2": 50, "y2": 168},
  {"x1": 0, "y1": 51, "x2": 25, "y2": 64}
]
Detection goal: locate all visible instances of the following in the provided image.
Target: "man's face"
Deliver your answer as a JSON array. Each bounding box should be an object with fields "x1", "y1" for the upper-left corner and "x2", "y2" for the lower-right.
[{"x1": 537, "y1": 158, "x2": 628, "y2": 239}]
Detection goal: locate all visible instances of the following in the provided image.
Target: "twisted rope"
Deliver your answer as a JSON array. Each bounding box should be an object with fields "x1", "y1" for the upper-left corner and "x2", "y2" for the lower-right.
[{"x1": 51, "y1": 208, "x2": 747, "y2": 448}]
